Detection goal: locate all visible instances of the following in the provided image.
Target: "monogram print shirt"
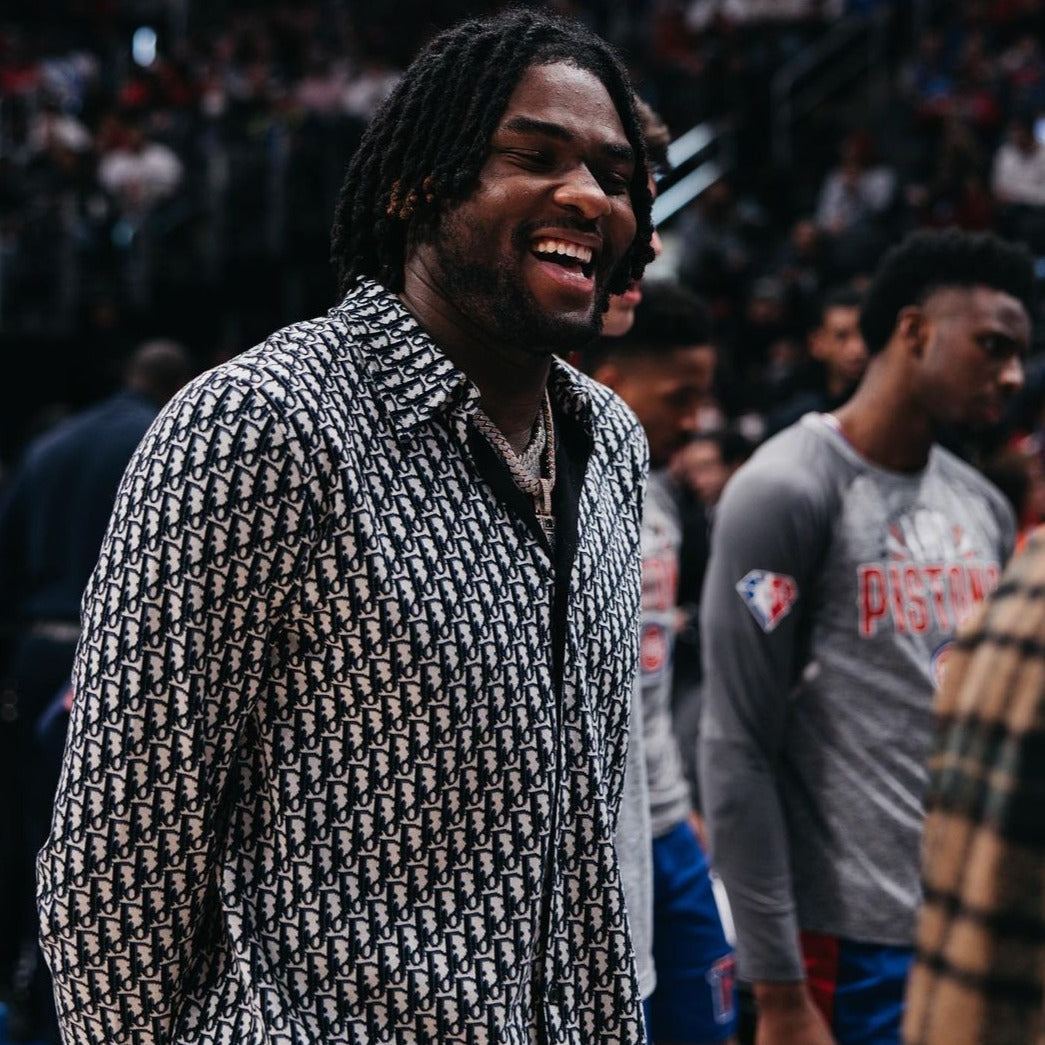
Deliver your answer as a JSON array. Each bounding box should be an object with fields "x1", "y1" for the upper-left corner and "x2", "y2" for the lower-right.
[{"x1": 37, "y1": 280, "x2": 649, "y2": 1044}]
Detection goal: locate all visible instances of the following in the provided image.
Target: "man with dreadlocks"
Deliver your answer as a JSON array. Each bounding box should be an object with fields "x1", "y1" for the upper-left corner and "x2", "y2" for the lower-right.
[{"x1": 37, "y1": 9, "x2": 656, "y2": 1045}]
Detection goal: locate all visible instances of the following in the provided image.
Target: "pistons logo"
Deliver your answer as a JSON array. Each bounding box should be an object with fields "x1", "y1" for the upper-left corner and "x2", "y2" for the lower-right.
[
  {"x1": 931, "y1": 640, "x2": 953, "y2": 689},
  {"x1": 736, "y1": 570, "x2": 799, "y2": 633},
  {"x1": 707, "y1": 953, "x2": 737, "y2": 1025},
  {"x1": 640, "y1": 623, "x2": 668, "y2": 673}
]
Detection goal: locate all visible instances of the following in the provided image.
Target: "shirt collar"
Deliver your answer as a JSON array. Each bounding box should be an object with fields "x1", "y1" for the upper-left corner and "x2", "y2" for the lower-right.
[{"x1": 333, "y1": 279, "x2": 596, "y2": 441}]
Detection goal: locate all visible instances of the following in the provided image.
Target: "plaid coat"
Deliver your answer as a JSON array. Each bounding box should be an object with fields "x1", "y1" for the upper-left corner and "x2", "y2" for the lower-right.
[{"x1": 903, "y1": 527, "x2": 1045, "y2": 1045}]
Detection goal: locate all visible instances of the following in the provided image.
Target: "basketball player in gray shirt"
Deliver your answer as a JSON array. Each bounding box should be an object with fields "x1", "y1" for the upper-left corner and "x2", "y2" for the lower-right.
[{"x1": 699, "y1": 229, "x2": 1036, "y2": 1045}]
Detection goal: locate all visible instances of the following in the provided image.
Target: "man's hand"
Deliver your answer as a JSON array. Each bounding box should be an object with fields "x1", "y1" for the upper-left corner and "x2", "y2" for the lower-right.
[
  {"x1": 689, "y1": 809, "x2": 708, "y2": 851},
  {"x1": 754, "y1": 981, "x2": 836, "y2": 1045}
]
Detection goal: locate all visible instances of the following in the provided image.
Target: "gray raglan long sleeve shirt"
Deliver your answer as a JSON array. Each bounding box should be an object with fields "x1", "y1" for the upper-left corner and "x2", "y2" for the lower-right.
[{"x1": 699, "y1": 413, "x2": 1014, "y2": 982}]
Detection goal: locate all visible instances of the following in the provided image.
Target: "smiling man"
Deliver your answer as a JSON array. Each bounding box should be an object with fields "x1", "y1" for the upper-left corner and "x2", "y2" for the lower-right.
[
  {"x1": 37, "y1": 10, "x2": 656, "y2": 1044},
  {"x1": 699, "y1": 228, "x2": 1036, "y2": 1045}
]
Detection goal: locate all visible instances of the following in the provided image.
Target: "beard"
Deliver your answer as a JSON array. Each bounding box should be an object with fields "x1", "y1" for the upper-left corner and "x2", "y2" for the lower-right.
[{"x1": 430, "y1": 214, "x2": 614, "y2": 355}]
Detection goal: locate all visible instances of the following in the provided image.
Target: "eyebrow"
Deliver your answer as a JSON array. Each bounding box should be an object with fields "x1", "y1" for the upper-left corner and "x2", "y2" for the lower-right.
[{"x1": 499, "y1": 115, "x2": 635, "y2": 163}]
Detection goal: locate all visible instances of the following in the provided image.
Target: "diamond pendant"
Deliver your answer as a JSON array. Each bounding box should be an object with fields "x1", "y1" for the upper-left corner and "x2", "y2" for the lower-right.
[
  {"x1": 535, "y1": 478, "x2": 555, "y2": 544},
  {"x1": 537, "y1": 511, "x2": 556, "y2": 543},
  {"x1": 536, "y1": 478, "x2": 553, "y2": 516}
]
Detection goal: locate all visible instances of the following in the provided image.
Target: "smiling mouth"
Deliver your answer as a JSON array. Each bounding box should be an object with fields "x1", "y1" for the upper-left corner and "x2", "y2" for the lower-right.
[{"x1": 531, "y1": 237, "x2": 595, "y2": 280}]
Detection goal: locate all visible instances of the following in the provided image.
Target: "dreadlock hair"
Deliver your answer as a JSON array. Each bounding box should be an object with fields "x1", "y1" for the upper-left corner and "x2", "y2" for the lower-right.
[
  {"x1": 330, "y1": 6, "x2": 654, "y2": 297},
  {"x1": 859, "y1": 227, "x2": 1037, "y2": 355}
]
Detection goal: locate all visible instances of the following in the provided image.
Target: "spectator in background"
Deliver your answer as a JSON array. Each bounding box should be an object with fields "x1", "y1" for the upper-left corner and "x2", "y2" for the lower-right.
[
  {"x1": 981, "y1": 438, "x2": 1045, "y2": 554},
  {"x1": 947, "y1": 20, "x2": 1003, "y2": 139},
  {"x1": 998, "y1": 32, "x2": 1045, "y2": 120},
  {"x1": 903, "y1": 527, "x2": 1045, "y2": 1045},
  {"x1": 293, "y1": 50, "x2": 349, "y2": 115},
  {"x1": 774, "y1": 216, "x2": 830, "y2": 333},
  {"x1": 25, "y1": 95, "x2": 92, "y2": 160},
  {"x1": 815, "y1": 130, "x2": 896, "y2": 236},
  {"x1": 340, "y1": 54, "x2": 402, "y2": 121},
  {"x1": 669, "y1": 427, "x2": 755, "y2": 812},
  {"x1": 990, "y1": 109, "x2": 1045, "y2": 254},
  {"x1": 908, "y1": 114, "x2": 994, "y2": 232},
  {"x1": 5, "y1": 93, "x2": 96, "y2": 332},
  {"x1": 94, "y1": 108, "x2": 187, "y2": 310},
  {"x1": 814, "y1": 128, "x2": 897, "y2": 279},
  {"x1": 671, "y1": 428, "x2": 756, "y2": 539},
  {"x1": 765, "y1": 284, "x2": 868, "y2": 437},
  {"x1": 96, "y1": 109, "x2": 184, "y2": 217},
  {"x1": 900, "y1": 28, "x2": 955, "y2": 127},
  {"x1": 0, "y1": 338, "x2": 195, "y2": 1044},
  {"x1": 721, "y1": 274, "x2": 802, "y2": 437},
  {"x1": 676, "y1": 179, "x2": 756, "y2": 325},
  {"x1": 700, "y1": 228, "x2": 1035, "y2": 1045}
]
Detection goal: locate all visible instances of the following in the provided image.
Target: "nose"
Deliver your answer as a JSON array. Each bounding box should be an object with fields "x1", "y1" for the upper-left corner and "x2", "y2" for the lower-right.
[
  {"x1": 651, "y1": 226, "x2": 664, "y2": 260},
  {"x1": 553, "y1": 165, "x2": 611, "y2": 220},
  {"x1": 999, "y1": 352, "x2": 1025, "y2": 392}
]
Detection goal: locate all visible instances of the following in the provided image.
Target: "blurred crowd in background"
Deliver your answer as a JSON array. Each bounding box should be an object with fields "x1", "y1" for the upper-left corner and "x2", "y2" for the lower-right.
[{"x1": 1, "y1": 0, "x2": 1044, "y2": 493}]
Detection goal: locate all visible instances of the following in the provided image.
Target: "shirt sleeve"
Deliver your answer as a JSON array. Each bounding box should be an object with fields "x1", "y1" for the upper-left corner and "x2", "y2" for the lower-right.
[
  {"x1": 36, "y1": 377, "x2": 317, "y2": 1043},
  {"x1": 698, "y1": 451, "x2": 834, "y2": 983}
]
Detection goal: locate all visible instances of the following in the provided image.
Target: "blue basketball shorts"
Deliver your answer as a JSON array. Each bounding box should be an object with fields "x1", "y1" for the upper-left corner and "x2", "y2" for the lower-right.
[
  {"x1": 649, "y1": 819, "x2": 738, "y2": 1043},
  {"x1": 801, "y1": 930, "x2": 914, "y2": 1045}
]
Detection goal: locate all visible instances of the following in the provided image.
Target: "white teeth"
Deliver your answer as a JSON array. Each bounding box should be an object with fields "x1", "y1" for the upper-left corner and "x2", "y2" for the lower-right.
[{"x1": 533, "y1": 238, "x2": 593, "y2": 264}]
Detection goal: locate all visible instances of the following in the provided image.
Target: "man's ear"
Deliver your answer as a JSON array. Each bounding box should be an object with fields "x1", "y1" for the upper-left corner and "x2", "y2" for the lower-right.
[
  {"x1": 808, "y1": 327, "x2": 827, "y2": 363},
  {"x1": 895, "y1": 305, "x2": 928, "y2": 356}
]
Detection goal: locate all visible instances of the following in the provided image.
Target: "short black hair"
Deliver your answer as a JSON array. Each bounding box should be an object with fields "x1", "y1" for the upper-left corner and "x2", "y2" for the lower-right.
[
  {"x1": 687, "y1": 428, "x2": 755, "y2": 469},
  {"x1": 330, "y1": 7, "x2": 655, "y2": 297},
  {"x1": 579, "y1": 279, "x2": 713, "y2": 371},
  {"x1": 817, "y1": 284, "x2": 864, "y2": 321},
  {"x1": 859, "y1": 228, "x2": 1037, "y2": 354}
]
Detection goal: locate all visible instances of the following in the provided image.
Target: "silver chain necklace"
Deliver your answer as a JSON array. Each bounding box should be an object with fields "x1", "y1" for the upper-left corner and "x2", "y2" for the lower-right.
[{"x1": 472, "y1": 391, "x2": 556, "y2": 544}]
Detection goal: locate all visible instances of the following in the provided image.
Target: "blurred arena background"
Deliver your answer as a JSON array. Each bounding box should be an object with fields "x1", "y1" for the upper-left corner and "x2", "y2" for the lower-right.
[{"x1": 1, "y1": 0, "x2": 1043, "y2": 476}]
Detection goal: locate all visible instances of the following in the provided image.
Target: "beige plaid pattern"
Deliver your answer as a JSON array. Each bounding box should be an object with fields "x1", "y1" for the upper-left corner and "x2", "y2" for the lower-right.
[{"x1": 904, "y1": 527, "x2": 1045, "y2": 1045}]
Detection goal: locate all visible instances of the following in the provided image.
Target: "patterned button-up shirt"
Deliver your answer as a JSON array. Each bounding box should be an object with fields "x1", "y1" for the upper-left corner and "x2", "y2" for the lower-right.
[
  {"x1": 37, "y1": 280, "x2": 649, "y2": 1044},
  {"x1": 904, "y1": 527, "x2": 1045, "y2": 1045}
]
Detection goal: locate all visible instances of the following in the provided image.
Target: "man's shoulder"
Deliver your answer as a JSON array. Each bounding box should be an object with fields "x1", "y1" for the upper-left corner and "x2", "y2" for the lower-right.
[
  {"x1": 933, "y1": 442, "x2": 1013, "y2": 501},
  {"x1": 20, "y1": 393, "x2": 153, "y2": 465},
  {"x1": 579, "y1": 372, "x2": 638, "y2": 426},
  {"x1": 737, "y1": 415, "x2": 842, "y2": 487},
  {"x1": 153, "y1": 314, "x2": 365, "y2": 441},
  {"x1": 765, "y1": 390, "x2": 828, "y2": 438},
  {"x1": 717, "y1": 416, "x2": 846, "y2": 527},
  {"x1": 932, "y1": 443, "x2": 1018, "y2": 532},
  {"x1": 552, "y1": 358, "x2": 645, "y2": 442}
]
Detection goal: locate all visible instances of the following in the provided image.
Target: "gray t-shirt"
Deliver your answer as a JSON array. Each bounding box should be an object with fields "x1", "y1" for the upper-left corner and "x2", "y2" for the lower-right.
[
  {"x1": 641, "y1": 470, "x2": 695, "y2": 838},
  {"x1": 699, "y1": 413, "x2": 1015, "y2": 982},
  {"x1": 615, "y1": 468, "x2": 698, "y2": 1002}
]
